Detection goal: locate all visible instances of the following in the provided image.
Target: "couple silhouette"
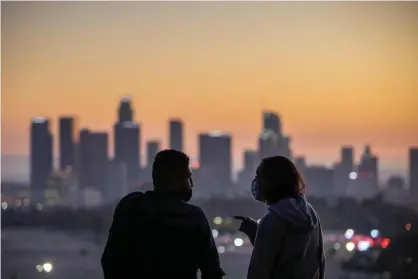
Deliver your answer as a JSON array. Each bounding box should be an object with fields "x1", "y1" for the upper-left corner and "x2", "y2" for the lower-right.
[{"x1": 101, "y1": 149, "x2": 325, "y2": 279}]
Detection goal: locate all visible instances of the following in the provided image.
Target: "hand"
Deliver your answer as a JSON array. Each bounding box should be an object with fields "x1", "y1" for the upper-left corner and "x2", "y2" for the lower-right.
[{"x1": 233, "y1": 216, "x2": 258, "y2": 243}]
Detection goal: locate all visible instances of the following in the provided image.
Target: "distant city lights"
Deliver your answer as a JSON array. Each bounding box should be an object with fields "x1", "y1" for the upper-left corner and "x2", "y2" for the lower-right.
[
  {"x1": 370, "y1": 229, "x2": 380, "y2": 238},
  {"x1": 36, "y1": 262, "x2": 53, "y2": 273},
  {"x1": 213, "y1": 217, "x2": 223, "y2": 225},
  {"x1": 349, "y1": 172, "x2": 358, "y2": 180},
  {"x1": 345, "y1": 242, "x2": 355, "y2": 252},
  {"x1": 358, "y1": 240, "x2": 371, "y2": 251},
  {"x1": 233, "y1": 238, "x2": 244, "y2": 247},
  {"x1": 344, "y1": 229, "x2": 355, "y2": 239},
  {"x1": 1, "y1": 202, "x2": 8, "y2": 210}
]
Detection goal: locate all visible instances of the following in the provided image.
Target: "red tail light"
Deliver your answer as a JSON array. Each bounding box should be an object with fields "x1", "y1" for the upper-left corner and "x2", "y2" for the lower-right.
[{"x1": 381, "y1": 238, "x2": 390, "y2": 249}]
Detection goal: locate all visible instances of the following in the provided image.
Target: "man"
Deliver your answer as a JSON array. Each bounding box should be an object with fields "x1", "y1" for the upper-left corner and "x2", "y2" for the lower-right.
[{"x1": 101, "y1": 149, "x2": 224, "y2": 279}]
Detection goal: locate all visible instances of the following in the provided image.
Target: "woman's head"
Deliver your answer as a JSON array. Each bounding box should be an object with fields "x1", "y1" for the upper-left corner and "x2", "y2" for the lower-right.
[{"x1": 252, "y1": 156, "x2": 306, "y2": 204}]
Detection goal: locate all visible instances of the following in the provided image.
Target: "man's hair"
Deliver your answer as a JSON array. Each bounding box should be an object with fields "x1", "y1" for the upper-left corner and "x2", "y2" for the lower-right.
[
  {"x1": 152, "y1": 149, "x2": 190, "y2": 189},
  {"x1": 260, "y1": 156, "x2": 306, "y2": 204}
]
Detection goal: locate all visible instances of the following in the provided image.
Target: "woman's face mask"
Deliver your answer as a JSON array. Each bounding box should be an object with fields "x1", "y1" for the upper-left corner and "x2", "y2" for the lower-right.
[{"x1": 251, "y1": 179, "x2": 265, "y2": 202}]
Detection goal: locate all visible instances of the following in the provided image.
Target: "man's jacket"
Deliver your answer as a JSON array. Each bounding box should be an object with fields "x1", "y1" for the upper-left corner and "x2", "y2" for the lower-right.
[{"x1": 101, "y1": 191, "x2": 225, "y2": 279}]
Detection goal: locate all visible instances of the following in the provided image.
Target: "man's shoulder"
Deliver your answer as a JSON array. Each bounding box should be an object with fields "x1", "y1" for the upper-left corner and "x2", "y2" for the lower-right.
[
  {"x1": 114, "y1": 192, "x2": 145, "y2": 213},
  {"x1": 180, "y1": 202, "x2": 208, "y2": 221},
  {"x1": 180, "y1": 202, "x2": 204, "y2": 214}
]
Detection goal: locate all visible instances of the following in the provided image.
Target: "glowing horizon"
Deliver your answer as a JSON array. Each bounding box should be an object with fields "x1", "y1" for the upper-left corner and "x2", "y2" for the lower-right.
[{"x1": 2, "y1": 1, "x2": 418, "y2": 170}]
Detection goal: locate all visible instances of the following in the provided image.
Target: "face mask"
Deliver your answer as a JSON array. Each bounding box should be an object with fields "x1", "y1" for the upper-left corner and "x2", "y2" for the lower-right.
[
  {"x1": 178, "y1": 187, "x2": 193, "y2": 202},
  {"x1": 178, "y1": 177, "x2": 194, "y2": 202},
  {"x1": 251, "y1": 180, "x2": 265, "y2": 202}
]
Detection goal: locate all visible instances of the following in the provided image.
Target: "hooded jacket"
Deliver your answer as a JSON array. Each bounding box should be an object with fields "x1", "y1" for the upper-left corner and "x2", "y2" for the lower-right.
[
  {"x1": 101, "y1": 191, "x2": 225, "y2": 279},
  {"x1": 247, "y1": 195, "x2": 325, "y2": 279}
]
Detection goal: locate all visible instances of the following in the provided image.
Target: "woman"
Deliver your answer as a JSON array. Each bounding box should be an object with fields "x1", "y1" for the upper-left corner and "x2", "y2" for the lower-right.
[{"x1": 235, "y1": 156, "x2": 325, "y2": 279}]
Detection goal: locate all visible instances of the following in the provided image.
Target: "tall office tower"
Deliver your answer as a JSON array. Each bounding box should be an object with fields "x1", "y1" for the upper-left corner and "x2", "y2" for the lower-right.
[
  {"x1": 59, "y1": 116, "x2": 78, "y2": 171},
  {"x1": 352, "y1": 145, "x2": 379, "y2": 199},
  {"x1": 278, "y1": 136, "x2": 292, "y2": 159},
  {"x1": 341, "y1": 147, "x2": 354, "y2": 168},
  {"x1": 146, "y1": 140, "x2": 161, "y2": 167},
  {"x1": 333, "y1": 146, "x2": 354, "y2": 197},
  {"x1": 237, "y1": 150, "x2": 258, "y2": 194},
  {"x1": 304, "y1": 165, "x2": 334, "y2": 198},
  {"x1": 294, "y1": 156, "x2": 307, "y2": 176},
  {"x1": 30, "y1": 118, "x2": 53, "y2": 204},
  {"x1": 199, "y1": 132, "x2": 232, "y2": 189},
  {"x1": 409, "y1": 147, "x2": 418, "y2": 201},
  {"x1": 78, "y1": 129, "x2": 93, "y2": 189},
  {"x1": 118, "y1": 96, "x2": 134, "y2": 122},
  {"x1": 114, "y1": 98, "x2": 141, "y2": 185},
  {"x1": 243, "y1": 150, "x2": 258, "y2": 174},
  {"x1": 89, "y1": 132, "x2": 109, "y2": 192},
  {"x1": 262, "y1": 111, "x2": 292, "y2": 159},
  {"x1": 259, "y1": 129, "x2": 278, "y2": 160},
  {"x1": 105, "y1": 160, "x2": 128, "y2": 204},
  {"x1": 263, "y1": 111, "x2": 281, "y2": 135},
  {"x1": 169, "y1": 119, "x2": 183, "y2": 151}
]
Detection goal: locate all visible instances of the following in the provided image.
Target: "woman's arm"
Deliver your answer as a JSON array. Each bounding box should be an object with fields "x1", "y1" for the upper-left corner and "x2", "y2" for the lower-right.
[{"x1": 247, "y1": 212, "x2": 284, "y2": 279}]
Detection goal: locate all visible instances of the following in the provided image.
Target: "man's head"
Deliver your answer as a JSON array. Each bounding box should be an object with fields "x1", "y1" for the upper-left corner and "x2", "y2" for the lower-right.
[
  {"x1": 152, "y1": 149, "x2": 193, "y2": 201},
  {"x1": 252, "y1": 156, "x2": 305, "y2": 204}
]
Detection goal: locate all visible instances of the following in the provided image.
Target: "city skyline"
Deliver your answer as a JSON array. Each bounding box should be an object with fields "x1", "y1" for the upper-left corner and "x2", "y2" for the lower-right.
[{"x1": 2, "y1": 1, "x2": 418, "y2": 171}]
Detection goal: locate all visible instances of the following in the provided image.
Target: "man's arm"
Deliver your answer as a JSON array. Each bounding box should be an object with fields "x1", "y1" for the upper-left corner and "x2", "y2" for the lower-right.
[
  {"x1": 195, "y1": 208, "x2": 225, "y2": 279},
  {"x1": 247, "y1": 212, "x2": 283, "y2": 279},
  {"x1": 101, "y1": 193, "x2": 142, "y2": 279}
]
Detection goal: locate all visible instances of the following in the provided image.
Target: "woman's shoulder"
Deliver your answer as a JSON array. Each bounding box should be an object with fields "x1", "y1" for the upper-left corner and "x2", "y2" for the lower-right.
[{"x1": 259, "y1": 210, "x2": 288, "y2": 231}]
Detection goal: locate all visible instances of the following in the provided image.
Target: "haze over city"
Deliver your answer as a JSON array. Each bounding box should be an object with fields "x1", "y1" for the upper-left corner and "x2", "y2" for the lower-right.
[{"x1": 2, "y1": 1, "x2": 418, "y2": 179}]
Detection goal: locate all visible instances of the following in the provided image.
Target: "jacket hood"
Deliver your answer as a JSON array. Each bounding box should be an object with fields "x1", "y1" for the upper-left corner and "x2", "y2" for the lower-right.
[{"x1": 268, "y1": 195, "x2": 318, "y2": 231}]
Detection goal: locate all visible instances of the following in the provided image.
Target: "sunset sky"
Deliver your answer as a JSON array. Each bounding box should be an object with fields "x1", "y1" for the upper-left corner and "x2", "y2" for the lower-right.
[{"x1": 2, "y1": 1, "x2": 418, "y2": 172}]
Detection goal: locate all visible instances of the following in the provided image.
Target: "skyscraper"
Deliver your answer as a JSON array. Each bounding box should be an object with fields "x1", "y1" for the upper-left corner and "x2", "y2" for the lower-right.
[
  {"x1": 243, "y1": 150, "x2": 258, "y2": 174},
  {"x1": 114, "y1": 98, "x2": 141, "y2": 185},
  {"x1": 259, "y1": 129, "x2": 278, "y2": 160},
  {"x1": 78, "y1": 129, "x2": 109, "y2": 192},
  {"x1": 295, "y1": 156, "x2": 307, "y2": 175},
  {"x1": 30, "y1": 117, "x2": 53, "y2": 204},
  {"x1": 334, "y1": 146, "x2": 355, "y2": 197},
  {"x1": 146, "y1": 140, "x2": 161, "y2": 167},
  {"x1": 105, "y1": 160, "x2": 128, "y2": 204},
  {"x1": 409, "y1": 147, "x2": 418, "y2": 201},
  {"x1": 169, "y1": 119, "x2": 183, "y2": 151},
  {"x1": 262, "y1": 111, "x2": 292, "y2": 159},
  {"x1": 114, "y1": 121, "x2": 140, "y2": 183},
  {"x1": 199, "y1": 132, "x2": 232, "y2": 188},
  {"x1": 354, "y1": 145, "x2": 379, "y2": 199},
  {"x1": 78, "y1": 129, "x2": 92, "y2": 189},
  {"x1": 341, "y1": 146, "x2": 354, "y2": 168},
  {"x1": 89, "y1": 132, "x2": 109, "y2": 192},
  {"x1": 278, "y1": 136, "x2": 292, "y2": 158},
  {"x1": 263, "y1": 112, "x2": 281, "y2": 135},
  {"x1": 237, "y1": 150, "x2": 258, "y2": 194},
  {"x1": 59, "y1": 116, "x2": 78, "y2": 171},
  {"x1": 118, "y1": 96, "x2": 134, "y2": 122}
]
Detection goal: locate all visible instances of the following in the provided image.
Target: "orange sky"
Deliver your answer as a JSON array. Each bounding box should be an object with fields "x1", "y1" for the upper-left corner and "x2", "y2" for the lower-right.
[{"x1": 2, "y1": 1, "x2": 418, "y2": 171}]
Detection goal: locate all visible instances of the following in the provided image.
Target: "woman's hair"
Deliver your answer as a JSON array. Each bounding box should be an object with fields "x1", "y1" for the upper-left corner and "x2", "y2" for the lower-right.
[{"x1": 259, "y1": 156, "x2": 306, "y2": 204}]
